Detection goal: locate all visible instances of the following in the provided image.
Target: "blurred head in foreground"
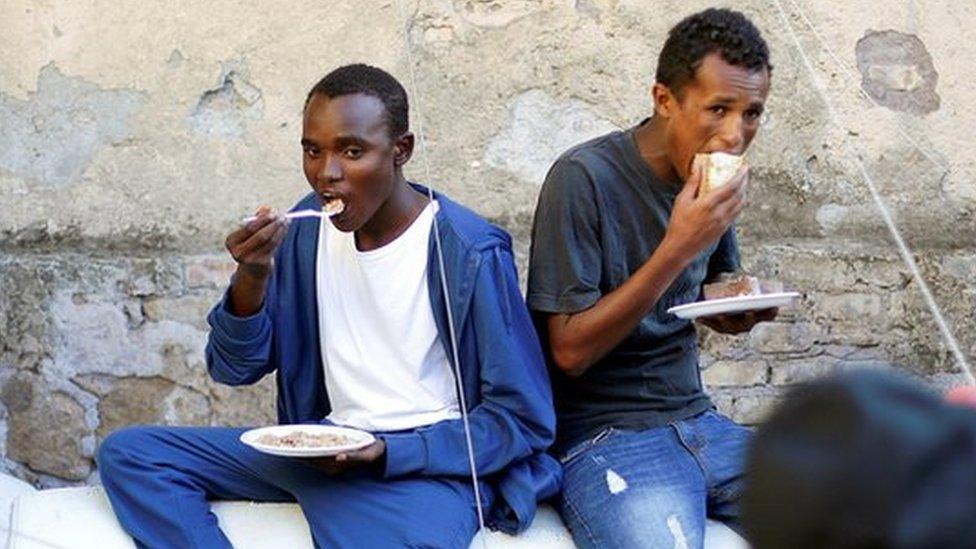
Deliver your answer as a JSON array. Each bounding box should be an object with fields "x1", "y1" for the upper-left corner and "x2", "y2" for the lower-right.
[{"x1": 743, "y1": 370, "x2": 976, "y2": 549}]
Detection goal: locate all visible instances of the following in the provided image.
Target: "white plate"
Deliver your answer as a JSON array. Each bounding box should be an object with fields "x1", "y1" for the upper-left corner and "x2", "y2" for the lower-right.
[
  {"x1": 667, "y1": 292, "x2": 801, "y2": 320},
  {"x1": 240, "y1": 425, "x2": 375, "y2": 457}
]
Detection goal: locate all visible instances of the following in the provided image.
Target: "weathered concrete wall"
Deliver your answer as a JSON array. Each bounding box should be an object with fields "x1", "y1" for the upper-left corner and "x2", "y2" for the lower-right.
[{"x1": 2, "y1": 0, "x2": 974, "y2": 485}]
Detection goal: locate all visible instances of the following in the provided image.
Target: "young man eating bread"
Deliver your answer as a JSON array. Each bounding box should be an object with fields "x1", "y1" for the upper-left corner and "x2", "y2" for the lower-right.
[{"x1": 528, "y1": 8, "x2": 776, "y2": 548}]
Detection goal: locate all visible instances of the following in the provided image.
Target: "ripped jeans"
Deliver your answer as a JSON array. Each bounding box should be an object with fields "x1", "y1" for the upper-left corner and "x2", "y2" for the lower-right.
[{"x1": 557, "y1": 410, "x2": 751, "y2": 549}]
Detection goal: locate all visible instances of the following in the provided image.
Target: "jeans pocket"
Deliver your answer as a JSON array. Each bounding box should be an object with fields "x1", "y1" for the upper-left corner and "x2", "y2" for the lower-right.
[{"x1": 560, "y1": 427, "x2": 617, "y2": 465}]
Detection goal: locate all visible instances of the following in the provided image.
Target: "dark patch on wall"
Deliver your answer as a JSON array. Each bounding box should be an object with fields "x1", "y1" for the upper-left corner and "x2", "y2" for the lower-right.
[
  {"x1": 166, "y1": 49, "x2": 185, "y2": 70},
  {"x1": 855, "y1": 30, "x2": 939, "y2": 115}
]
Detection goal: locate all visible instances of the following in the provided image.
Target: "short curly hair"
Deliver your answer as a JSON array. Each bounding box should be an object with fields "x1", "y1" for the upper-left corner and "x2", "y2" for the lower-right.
[
  {"x1": 304, "y1": 64, "x2": 409, "y2": 138},
  {"x1": 656, "y1": 8, "x2": 771, "y2": 98}
]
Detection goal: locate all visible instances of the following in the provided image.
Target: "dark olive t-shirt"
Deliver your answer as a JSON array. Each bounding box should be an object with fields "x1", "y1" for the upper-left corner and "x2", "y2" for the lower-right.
[{"x1": 527, "y1": 121, "x2": 740, "y2": 452}]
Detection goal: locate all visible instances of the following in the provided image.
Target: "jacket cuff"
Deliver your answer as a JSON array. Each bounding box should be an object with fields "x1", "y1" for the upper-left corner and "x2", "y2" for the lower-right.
[
  {"x1": 210, "y1": 294, "x2": 268, "y2": 342},
  {"x1": 379, "y1": 432, "x2": 428, "y2": 478}
]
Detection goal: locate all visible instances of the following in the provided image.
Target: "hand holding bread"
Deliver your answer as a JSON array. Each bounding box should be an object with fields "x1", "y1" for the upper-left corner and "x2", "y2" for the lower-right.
[{"x1": 663, "y1": 152, "x2": 749, "y2": 261}]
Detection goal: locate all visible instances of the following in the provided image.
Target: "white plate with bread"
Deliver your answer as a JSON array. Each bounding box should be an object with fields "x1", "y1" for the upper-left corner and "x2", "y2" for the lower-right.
[
  {"x1": 668, "y1": 292, "x2": 800, "y2": 320},
  {"x1": 668, "y1": 273, "x2": 800, "y2": 320}
]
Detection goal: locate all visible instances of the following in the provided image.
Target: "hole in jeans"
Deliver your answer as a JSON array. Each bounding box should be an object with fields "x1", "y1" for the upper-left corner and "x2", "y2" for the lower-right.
[
  {"x1": 605, "y1": 469, "x2": 627, "y2": 494},
  {"x1": 667, "y1": 514, "x2": 689, "y2": 549}
]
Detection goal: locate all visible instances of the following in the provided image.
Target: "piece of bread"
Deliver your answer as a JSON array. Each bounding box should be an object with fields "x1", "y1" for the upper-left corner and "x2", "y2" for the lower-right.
[
  {"x1": 695, "y1": 152, "x2": 744, "y2": 195},
  {"x1": 703, "y1": 274, "x2": 761, "y2": 300}
]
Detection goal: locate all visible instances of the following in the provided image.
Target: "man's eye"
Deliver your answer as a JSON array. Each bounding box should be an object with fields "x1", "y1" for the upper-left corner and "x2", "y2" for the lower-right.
[
  {"x1": 343, "y1": 148, "x2": 363, "y2": 159},
  {"x1": 709, "y1": 106, "x2": 727, "y2": 116},
  {"x1": 304, "y1": 148, "x2": 320, "y2": 158},
  {"x1": 745, "y1": 109, "x2": 762, "y2": 121}
]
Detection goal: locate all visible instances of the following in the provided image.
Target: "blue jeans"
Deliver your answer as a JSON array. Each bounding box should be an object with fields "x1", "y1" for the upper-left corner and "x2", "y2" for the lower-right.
[{"x1": 557, "y1": 410, "x2": 751, "y2": 548}]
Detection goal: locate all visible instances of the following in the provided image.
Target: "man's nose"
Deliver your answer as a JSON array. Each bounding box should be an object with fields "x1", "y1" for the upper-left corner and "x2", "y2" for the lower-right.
[
  {"x1": 717, "y1": 115, "x2": 745, "y2": 154},
  {"x1": 319, "y1": 154, "x2": 342, "y2": 182}
]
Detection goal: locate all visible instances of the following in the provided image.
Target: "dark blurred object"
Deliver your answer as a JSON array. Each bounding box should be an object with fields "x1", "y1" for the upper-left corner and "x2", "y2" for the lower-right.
[{"x1": 743, "y1": 370, "x2": 976, "y2": 549}]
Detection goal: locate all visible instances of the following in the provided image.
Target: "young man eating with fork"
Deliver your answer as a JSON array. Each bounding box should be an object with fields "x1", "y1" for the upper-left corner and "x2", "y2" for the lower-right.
[{"x1": 97, "y1": 63, "x2": 560, "y2": 549}]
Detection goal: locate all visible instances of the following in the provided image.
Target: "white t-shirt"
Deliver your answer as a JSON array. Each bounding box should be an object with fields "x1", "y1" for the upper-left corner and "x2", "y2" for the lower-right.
[{"x1": 316, "y1": 200, "x2": 461, "y2": 432}]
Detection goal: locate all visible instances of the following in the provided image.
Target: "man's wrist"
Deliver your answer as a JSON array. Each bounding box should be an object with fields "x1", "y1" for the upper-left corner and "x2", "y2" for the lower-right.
[
  {"x1": 656, "y1": 234, "x2": 695, "y2": 270},
  {"x1": 228, "y1": 265, "x2": 269, "y2": 317},
  {"x1": 235, "y1": 262, "x2": 271, "y2": 283}
]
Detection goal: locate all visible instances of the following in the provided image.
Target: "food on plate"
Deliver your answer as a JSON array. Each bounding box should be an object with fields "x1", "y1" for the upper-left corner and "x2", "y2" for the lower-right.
[
  {"x1": 703, "y1": 273, "x2": 760, "y2": 300},
  {"x1": 694, "y1": 151, "x2": 745, "y2": 195},
  {"x1": 256, "y1": 431, "x2": 355, "y2": 448}
]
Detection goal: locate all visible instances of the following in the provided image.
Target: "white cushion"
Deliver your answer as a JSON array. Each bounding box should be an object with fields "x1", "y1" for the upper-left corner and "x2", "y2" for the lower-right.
[
  {"x1": 0, "y1": 474, "x2": 37, "y2": 548},
  {"x1": 8, "y1": 485, "x2": 746, "y2": 548}
]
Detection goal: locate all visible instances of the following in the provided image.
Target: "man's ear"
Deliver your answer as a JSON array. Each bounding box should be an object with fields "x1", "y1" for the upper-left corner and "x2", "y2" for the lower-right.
[
  {"x1": 652, "y1": 82, "x2": 678, "y2": 118},
  {"x1": 393, "y1": 132, "x2": 415, "y2": 167}
]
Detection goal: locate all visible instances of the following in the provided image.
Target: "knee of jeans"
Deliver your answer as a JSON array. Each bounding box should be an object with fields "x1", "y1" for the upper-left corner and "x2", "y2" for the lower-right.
[
  {"x1": 97, "y1": 425, "x2": 157, "y2": 473},
  {"x1": 565, "y1": 490, "x2": 705, "y2": 549},
  {"x1": 626, "y1": 503, "x2": 704, "y2": 549}
]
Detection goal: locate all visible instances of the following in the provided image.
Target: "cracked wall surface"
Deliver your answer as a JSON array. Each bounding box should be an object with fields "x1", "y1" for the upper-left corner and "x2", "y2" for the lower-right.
[
  {"x1": 0, "y1": 64, "x2": 144, "y2": 187},
  {"x1": 2, "y1": 0, "x2": 975, "y2": 485}
]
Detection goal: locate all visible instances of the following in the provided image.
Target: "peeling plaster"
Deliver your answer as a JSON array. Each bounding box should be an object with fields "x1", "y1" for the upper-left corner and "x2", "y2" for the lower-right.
[
  {"x1": 187, "y1": 63, "x2": 263, "y2": 138},
  {"x1": 0, "y1": 64, "x2": 144, "y2": 186}
]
